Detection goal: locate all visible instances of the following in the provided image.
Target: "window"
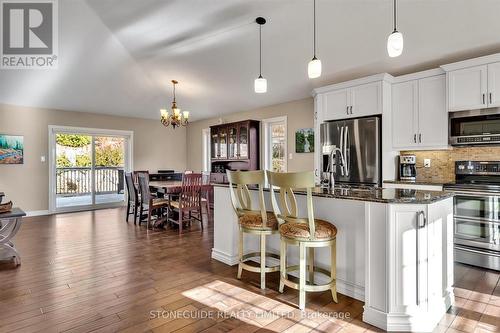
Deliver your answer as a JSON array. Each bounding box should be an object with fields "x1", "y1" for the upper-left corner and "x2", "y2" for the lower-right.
[{"x1": 263, "y1": 116, "x2": 287, "y2": 172}]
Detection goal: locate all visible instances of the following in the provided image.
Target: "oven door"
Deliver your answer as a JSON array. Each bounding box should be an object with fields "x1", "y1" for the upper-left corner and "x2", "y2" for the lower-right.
[{"x1": 454, "y1": 193, "x2": 500, "y2": 251}]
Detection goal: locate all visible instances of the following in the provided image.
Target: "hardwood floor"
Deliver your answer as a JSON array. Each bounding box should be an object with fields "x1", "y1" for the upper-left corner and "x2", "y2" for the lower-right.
[{"x1": 0, "y1": 208, "x2": 498, "y2": 333}]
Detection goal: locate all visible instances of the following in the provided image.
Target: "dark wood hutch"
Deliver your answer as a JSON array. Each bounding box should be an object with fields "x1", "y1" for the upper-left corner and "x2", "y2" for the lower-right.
[{"x1": 210, "y1": 120, "x2": 260, "y2": 183}]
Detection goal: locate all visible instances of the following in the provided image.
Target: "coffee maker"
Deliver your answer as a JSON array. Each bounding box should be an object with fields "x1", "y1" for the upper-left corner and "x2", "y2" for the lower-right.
[{"x1": 399, "y1": 155, "x2": 416, "y2": 181}]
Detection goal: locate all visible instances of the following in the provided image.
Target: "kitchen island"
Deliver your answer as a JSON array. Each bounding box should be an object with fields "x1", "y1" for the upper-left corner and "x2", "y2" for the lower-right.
[{"x1": 212, "y1": 185, "x2": 455, "y2": 332}]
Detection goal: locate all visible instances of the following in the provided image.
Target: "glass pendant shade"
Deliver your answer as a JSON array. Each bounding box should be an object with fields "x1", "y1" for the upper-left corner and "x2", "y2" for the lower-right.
[
  {"x1": 182, "y1": 111, "x2": 189, "y2": 119},
  {"x1": 387, "y1": 30, "x2": 404, "y2": 57},
  {"x1": 308, "y1": 57, "x2": 322, "y2": 79},
  {"x1": 254, "y1": 76, "x2": 267, "y2": 93}
]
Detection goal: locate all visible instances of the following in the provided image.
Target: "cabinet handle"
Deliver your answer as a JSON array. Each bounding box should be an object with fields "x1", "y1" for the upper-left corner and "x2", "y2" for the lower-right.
[
  {"x1": 414, "y1": 134, "x2": 417, "y2": 143},
  {"x1": 415, "y1": 211, "x2": 426, "y2": 306},
  {"x1": 350, "y1": 106, "x2": 353, "y2": 114},
  {"x1": 419, "y1": 134, "x2": 422, "y2": 143},
  {"x1": 483, "y1": 93, "x2": 486, "y2": 105},
  {"x1": 490, "y1": 93, "x2": 493, "y2": 104},
  {"x1": 346, "y1": 106, "x2": 349, "y2": 115}
]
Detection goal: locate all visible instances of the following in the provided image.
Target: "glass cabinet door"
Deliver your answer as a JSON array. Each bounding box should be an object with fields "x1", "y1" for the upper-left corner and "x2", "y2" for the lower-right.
[
  {"x1": 238, "y1": 123, "x2": 249, "y2": 159},
  {"x1": 211, "y1": 129, "x2": 219, "y2": 159},
  {"x1": 219, "y1": 127, "x2": 228, "y2": 159},
  {"x1": 228, "y1": 125, "x2": 238, "y2": 159}
]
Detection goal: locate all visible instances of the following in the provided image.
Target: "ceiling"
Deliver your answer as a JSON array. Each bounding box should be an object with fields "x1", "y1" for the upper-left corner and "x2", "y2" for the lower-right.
[{"x1": 1, "y1": 0, "x2": 500, "y2": 121}]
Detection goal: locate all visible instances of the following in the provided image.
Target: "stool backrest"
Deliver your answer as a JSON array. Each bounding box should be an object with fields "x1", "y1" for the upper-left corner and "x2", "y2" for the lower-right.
[
  {"x1": 226, "y1": 170, "x2": 268, "y2": 226},
  {"x1": 266, "y1": 171, "x2": 316, "y2": 238}
]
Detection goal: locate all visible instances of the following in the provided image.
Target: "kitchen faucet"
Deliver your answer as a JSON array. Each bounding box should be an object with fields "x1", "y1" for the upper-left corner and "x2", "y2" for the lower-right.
[{"x1": 326, "y1": 145, "x2": 347, "y2": 189}]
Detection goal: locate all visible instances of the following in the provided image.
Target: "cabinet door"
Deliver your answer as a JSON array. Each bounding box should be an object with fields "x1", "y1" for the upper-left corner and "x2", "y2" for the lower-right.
[
  {"x1": 210, "y1": 129, "x2": 219, "y2": 159},
  {"x1": 487, "y1": 62, "x2": 500, "y2": 107},
  {"x1": 418, "y1": 75, "x2": 447, "y2": 147},
  {"x1": 238, "y1": 123, "x2": 249, "y2": 159},
  {"x1": 350, "y1": 82, "x2": 382, "y2": 118},
  {"x1": 392, "y1": 81, "x2": 418, "y2": 149},
  {"x1": 392, "y1": 206, "x2": 428, "y2": 313},
  {"x1": 324, "y1": 89, "x2": 350, "y2": 121},
  {"x1": 227, "y1": 125, "x2": 238, "y2": 159},
  {"x1": 448, "y1": 65, "x2": 487, "y2": 111},
  {"x1": 218, "y1": 127, "x2": 228, "y2": 159}
]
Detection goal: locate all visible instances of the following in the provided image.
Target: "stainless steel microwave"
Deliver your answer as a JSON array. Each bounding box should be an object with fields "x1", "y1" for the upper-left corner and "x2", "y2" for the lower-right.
[{"x1": 449, "y1": 108, "x2": 500, "y2": 146}]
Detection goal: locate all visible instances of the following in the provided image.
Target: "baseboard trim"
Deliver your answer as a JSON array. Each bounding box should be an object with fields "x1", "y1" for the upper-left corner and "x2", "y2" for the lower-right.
[
  {"x1": 26, "y1": 210, "x2": 51, "y2": 217},
  {"x1": 211, "y1": 248, "x2": 239, "y2": 266}
]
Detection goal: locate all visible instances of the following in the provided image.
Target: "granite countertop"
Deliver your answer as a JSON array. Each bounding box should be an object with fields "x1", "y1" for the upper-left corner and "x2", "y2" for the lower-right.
[
  {"x1": 384, "y1": 180, "x2": 451, "y2": 186},
  {"x1": 212, "y1": 183, "x2": 454, "y2": 204}
]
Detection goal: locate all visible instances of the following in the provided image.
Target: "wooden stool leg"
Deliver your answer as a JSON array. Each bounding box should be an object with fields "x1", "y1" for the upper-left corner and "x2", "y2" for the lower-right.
[
  {"x1": 331, "y1": 238, "x2": 338, "y2": 303},
  {"x1": 299, "y1": 242, "x2": 306, "y2": 310},
  {"x1": 279, "y1": 239, "x2": 286, "y2": 293},
  {"x1": 237, "y1": 229, "x2": 243, "y2": 279},
  {"x1": 260, "y1": 233, "x2": 266, "y2": 290},
  {"x1": 308, "y1": 247, "x2": 314, "y2": 284}
]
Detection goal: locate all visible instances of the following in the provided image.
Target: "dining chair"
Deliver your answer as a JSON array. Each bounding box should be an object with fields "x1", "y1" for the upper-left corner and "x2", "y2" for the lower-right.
[
  {"x1": 168, "y1": 173, "x2": 203, "y2": 233},
  {"x1": 133, "y1": 170, "x2": 149, "y2": 183},
  {"x1": 227, "y1": 170, "x2": 280, "y2": 290},
  {"x1": 125, "y1": 172, "x2": 140, "y2": 224},
  {"x1": 137, "y1": 173, "x2": 169, "y2": 229},
  {"x1": 201, "y1": 172, "x2": 212, "y2": 222},
  {"x1": 267, "y1": 170, "x2": 338, "y2": 310}
]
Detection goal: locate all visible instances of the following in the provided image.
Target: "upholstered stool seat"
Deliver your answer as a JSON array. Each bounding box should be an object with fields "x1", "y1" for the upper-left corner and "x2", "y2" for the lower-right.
[
  {"x1": 279, "y1": 219, "x2": 337, "y2": 241},
  {"x1": 239, "y1": 211, "x2": 279, "y2": 231}
]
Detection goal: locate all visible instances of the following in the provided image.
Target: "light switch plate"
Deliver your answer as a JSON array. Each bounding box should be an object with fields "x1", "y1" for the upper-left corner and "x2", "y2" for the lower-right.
[
  {"x1": 289, "y1": 153, "x2": 293, "y2": 160},
  {"x1": 40, "y1": 155, "x2": 46, "y2": 163},
  {"x1": 424, "y1": 159, "x2": 431, "y2": 168}
]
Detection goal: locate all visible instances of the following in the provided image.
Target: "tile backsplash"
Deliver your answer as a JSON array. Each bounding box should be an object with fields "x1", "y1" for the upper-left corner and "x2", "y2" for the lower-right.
[{"x1": 400, "y1": 146, "x2": 500, "y2": 183}]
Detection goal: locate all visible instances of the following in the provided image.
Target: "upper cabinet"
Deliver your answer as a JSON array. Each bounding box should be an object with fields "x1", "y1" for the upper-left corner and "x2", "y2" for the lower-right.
[
  {"x1": 392, "y1": 72, "x2": 447, "y2": 150},
  {"x1": 441, "y1": 54, "x2": 500, "y2": 112},
  {"x1": 315, "y1": 74, "x2": 390, "y2": 122},
  {"x1": 447, "y1": 65, "x2": 487, "y2": 111}
]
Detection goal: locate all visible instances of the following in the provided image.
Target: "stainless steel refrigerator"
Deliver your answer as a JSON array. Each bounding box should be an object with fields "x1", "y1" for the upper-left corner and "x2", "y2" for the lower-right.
[{"x1": 320, "y1": 116, "x2": 381, "y2": 186}]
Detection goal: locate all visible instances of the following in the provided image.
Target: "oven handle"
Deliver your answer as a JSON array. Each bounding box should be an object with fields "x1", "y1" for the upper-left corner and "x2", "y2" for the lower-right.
[
  {"x1": 447, "y1": 190, "x2": 500, "y2": 197},
  {"x1": 454, "y1": 216, "x2": 500, "y2": 225},
  {"x1": 455, "y1": 245, "x2": 500, "y2": 257}
]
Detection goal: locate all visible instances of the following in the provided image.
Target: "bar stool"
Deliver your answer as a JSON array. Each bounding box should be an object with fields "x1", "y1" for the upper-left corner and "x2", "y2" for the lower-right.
[
  {"x1": 227, "y1": 170, "x2": 280, "y2": 289},
  {"x1": 267, "y1": 170, "x2": 338, "y2": 310}
]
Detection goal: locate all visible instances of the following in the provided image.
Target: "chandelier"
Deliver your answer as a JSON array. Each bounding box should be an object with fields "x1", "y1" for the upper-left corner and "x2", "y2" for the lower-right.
[{"x1": 160, "y1": 80, "x2": 189, "y2": 129}]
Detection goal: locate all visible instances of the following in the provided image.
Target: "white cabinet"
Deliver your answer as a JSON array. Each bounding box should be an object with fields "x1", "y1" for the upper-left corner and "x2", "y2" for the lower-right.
[
  {"x1": 392, "y1": 74, "x2": 447, "y2": 150},
  {"x1": 418, "y1": 75, "x2": 447, "y2": 147},
  {"x1": 448, "y1": 65, "x2": 487, "y2": 111},
  {"x1": 391, "y1": 206, "x2": 428, "y2": 314},
  {"x1": 487, "y1": 62, "x2": 500, "y2": 107},
  {"x1": 325, "y1": 89, "x2": 350, "y2": 120},
  {"x1": 323, "y1": 81, "x2": 382, "y2": 121},
  {"x1": 446, "y1": 61, "x2": 500, "y2": 111}
]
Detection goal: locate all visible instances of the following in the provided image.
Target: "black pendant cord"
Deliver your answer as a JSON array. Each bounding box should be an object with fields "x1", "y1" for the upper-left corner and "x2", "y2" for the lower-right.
[
  {"x1": 259, "y1": 24, "x2": 262, "y2": 78},
  {"x1": 313, "y1": 0, "x2": 317, "y2": 59},
  {"x1": 393, "y1": 0, "x2": 397, "y2": 32}
]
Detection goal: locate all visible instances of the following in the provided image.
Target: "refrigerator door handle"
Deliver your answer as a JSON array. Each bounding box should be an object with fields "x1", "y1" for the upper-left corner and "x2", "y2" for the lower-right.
[
  {"x1": 339, "y1": 126, "x2": 344, "y2": 176},
  {"x1": 344, "y1": 126, "x2": 349, "y2": 176}
]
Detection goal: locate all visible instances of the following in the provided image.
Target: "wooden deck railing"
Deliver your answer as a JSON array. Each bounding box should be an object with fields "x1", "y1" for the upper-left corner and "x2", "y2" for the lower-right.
[{"x1": 56, "y1": 167, "x2": 124, "y2": 195}]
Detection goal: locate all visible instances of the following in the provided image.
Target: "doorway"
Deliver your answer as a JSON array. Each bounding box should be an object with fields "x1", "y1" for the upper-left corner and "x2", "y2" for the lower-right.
[{"x1": 48, "y1": 126, "x2": 133, "y2": 213}]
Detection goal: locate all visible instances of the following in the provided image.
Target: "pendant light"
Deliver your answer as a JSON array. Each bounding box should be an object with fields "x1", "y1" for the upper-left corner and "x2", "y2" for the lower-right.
[
  {"x1": 387, "y1": 0, "x2": 403, "y2": 58},
  {"x1": 254, "y1": 17, "x2": 267, "y2": 94},
  {"x1": 308, "y1": 0, "x2": 322, "y2": 79}
]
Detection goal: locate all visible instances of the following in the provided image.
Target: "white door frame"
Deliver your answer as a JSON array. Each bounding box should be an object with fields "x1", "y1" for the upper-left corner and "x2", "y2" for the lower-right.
[
  {"x1": 261, "y1": 116, "x2": 288, "y2": 172},
  {"x1": 48, "y1": 125, "x2": 134, "y2": 214},
  {"x1": 202, "y1": 128, "x2": 211, "y2": 172}
]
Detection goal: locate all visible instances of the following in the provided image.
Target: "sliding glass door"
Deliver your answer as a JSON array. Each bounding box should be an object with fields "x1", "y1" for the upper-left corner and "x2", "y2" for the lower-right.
[{"x1": 49, "y1": 127, "x2": 133, "y2": 213}]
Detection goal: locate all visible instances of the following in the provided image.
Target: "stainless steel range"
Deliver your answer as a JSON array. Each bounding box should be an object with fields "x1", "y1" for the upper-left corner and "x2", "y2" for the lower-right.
[{"x1": 444, "y1": 161, "x2": 500, "y2": 271}]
